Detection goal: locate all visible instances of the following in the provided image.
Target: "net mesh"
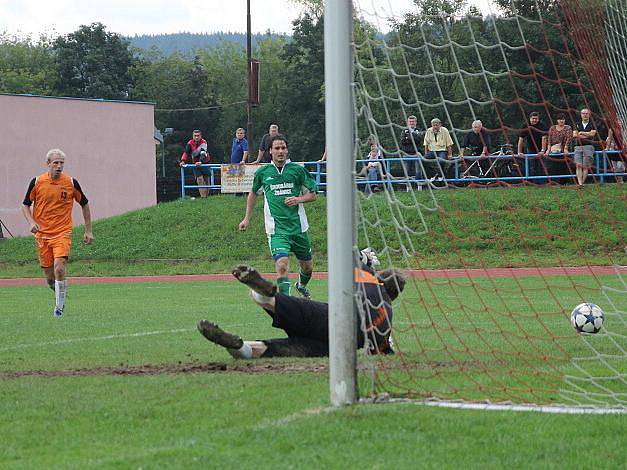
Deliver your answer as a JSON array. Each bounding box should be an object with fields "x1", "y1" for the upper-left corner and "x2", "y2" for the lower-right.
[{"x1": 350, "y1": 0, "x2": 626, "y2": 410}]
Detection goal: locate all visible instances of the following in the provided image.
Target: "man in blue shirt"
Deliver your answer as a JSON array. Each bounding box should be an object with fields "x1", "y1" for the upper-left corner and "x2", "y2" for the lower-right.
[{"x1": 230, "y1": 127, "x2": 249, "y2": 164}]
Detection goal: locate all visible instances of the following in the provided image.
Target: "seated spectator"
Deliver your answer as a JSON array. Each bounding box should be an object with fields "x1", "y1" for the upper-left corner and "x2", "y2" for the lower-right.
[
  {"x1": 460, "y1": 120, "x2": 491, "y2": 177},
  {"x1": 180, "y1": 129, "x2": 211, "y2": 198},
  {"x1": 545, "y1": 113, "x2": 573, "y2": 180},
  {"x1": 606, "y1": 128, "x2": 624, "y2": 184},
  {"x1": 517, "y1": 112, "x2": 548, "y2": 180},
  {"x1": 423, "y1": 118, "x2": 454, "y2": 182},
  {"x1": 363, "y1": 140, "x2": 385, "y2": 193},
  {"x1": 399, "y1": 115, "x2": 423, "y2": 184},
  {"x1": 230, "y1": 127, "x2": 249, "y2": 164}
]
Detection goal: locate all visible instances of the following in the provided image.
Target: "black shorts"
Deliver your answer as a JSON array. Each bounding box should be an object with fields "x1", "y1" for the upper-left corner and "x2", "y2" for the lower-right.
[
  {"x1": 260, "y1": 294, "x2": 368, "y2": 358},
  {"x1": 192, "y1": 165, "x2": 210, "y2": 179},
  {"x1": 271, "y1": 294, "x2": 329, "y2": 341},
  {"x1": 259, "y1": 294, "x2": 328, "y2": 357},
  {"x1": 261, "y1": 337, "x2": 329, "y2": 357}
]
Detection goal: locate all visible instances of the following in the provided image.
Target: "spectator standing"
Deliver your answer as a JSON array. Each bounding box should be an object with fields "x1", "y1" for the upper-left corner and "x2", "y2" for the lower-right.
[
  {"x1": 399, "y1": 115, "x2": 423, "y2": 184},
  {"x1": 423, "y1": 118, "x2": 454, "y2": 181},
  {"x1": 460, "y1": 120, "x2": 492, "y2": 177},
  {"x1": 230, "y1": 128, "x2": 249, "y2": 164},
  {"x1": 517, "y1": 112, "x2": 548, "y2": 179},
  {"x1": 253, "y1": 124, "x2": 280, "y2": 164},
  {"x1": 180, "y1": 129, "x2": 211, "y2": 198},
  {"x1": 546, "y1": 113, "x2": 573, "y2": 180},
  {"x1": 573, "y1": 108, "x2": 605, "y2": 186}
]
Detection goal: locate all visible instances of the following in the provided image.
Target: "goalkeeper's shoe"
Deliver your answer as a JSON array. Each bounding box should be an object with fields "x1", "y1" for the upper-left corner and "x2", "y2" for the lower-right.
[
  {"x1": 197, "y1": 320, "x2": 243, "y2": 349},
  {"x1": 232, "y1": 265, "x2": 276, "y2": 297},
  {"x1": 294, "y1": 282, "x2": 311, "y2": 299}
]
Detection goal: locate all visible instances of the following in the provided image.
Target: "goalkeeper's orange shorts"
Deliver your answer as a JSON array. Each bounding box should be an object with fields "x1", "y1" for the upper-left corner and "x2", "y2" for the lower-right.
[{"x1": 36, "y1": 235, "x2": 72, "y2": 268}]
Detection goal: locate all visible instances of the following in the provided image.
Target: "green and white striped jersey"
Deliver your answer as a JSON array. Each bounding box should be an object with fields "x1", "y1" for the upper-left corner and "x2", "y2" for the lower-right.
[{"x1": 251, "y1": 161, "x2": 317, "y2": 235}]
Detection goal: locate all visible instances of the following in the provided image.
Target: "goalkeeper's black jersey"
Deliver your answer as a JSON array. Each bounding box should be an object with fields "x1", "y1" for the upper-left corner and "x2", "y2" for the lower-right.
[{"x1": 355, "y1": 267, "x2": 394, "y2": 354}]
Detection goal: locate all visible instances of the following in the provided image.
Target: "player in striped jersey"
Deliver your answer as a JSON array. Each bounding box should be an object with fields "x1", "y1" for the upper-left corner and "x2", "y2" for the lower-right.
[{"x1": 21, "y1": 149, "x2": 94, "y2": 317}]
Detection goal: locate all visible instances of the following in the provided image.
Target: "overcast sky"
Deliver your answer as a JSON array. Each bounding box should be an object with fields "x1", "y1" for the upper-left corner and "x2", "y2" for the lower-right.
[{"x1": 0, "y1": 0, "x2": 497, "y2": 39}]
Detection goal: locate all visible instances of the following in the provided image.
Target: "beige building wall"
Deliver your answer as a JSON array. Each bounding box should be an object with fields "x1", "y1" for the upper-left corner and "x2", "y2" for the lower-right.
[{"x1": 0, "y1": 94, "x2": 156, "y2": 238}]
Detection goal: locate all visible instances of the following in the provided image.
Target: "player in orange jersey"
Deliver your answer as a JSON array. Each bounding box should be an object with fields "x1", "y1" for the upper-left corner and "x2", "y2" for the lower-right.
[{"x1": 21, "y1": 149, "x2": 94, "y2": 317}]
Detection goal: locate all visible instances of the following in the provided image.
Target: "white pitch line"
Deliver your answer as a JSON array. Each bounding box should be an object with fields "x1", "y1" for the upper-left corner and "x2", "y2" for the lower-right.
[
  {"x1": 0, "y1": 328, "x2": 195, "y2": 352},
  {"x1": 254, "y1": 406, "x2": 337, "y2": 430},
  {"x1": 1, "y1": 322, "x2": 257, "y2": 352}
]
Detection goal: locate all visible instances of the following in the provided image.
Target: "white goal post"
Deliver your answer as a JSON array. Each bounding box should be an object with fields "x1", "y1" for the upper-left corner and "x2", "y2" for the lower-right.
[{"x1": 325, "y1": 0, "x2": 358, "y2": 406}]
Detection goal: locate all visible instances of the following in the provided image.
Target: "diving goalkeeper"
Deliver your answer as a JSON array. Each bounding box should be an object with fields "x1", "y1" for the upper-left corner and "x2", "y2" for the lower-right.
[{"x1": 197, "y1": 250, "x2": 405, "y2": 358}]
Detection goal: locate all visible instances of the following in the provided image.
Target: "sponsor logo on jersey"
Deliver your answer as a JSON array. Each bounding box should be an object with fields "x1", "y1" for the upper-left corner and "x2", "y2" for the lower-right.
[{"x1": 270, "y1": 181, "x2": 295, "y2": 196}]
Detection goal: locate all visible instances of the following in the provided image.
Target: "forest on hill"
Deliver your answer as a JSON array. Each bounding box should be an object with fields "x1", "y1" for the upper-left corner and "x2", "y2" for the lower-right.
[{"x1": 127, "y1": 32, "x2": 286, "y2": 57}]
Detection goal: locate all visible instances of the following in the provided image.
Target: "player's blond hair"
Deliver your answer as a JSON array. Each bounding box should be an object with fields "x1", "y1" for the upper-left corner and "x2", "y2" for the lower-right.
[{"x1": 46, "y1": 148, "x2": 66, "y2": 162}]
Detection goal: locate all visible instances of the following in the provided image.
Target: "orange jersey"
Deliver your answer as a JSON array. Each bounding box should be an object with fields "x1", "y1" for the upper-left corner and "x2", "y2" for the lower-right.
[{"x1": 23, "y1": 172, "x2": 89, "y2": 239}]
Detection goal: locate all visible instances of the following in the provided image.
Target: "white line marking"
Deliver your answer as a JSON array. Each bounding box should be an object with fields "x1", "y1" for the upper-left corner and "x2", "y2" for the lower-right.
[
  {"x1": 372, "y1": 398, "x2": 626, "y2": 414},
  {"x1": 1, "y1": 322, "x2": 257, "y2": 352},
  {"x1": 0, "y1": 328, "x2": 195, "y2": 352},
  {"x1": 254, "y1": 406, "x2": 337, "y2": 429}
]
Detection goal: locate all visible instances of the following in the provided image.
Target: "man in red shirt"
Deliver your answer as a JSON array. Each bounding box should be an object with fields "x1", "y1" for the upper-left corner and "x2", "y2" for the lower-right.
[{"x1": 180, "y1": 129, "x2": 211, "y2": 198}]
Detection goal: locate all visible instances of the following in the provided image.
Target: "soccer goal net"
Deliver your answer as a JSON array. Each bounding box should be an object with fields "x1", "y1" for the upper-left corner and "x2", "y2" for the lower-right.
[{"x1": 343, "y1": 0, "x2": 626, "y2": 412}]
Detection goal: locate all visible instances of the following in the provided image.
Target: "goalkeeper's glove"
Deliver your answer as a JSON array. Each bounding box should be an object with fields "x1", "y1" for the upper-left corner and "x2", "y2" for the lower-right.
[{"x1": 360, "y1": 247, "x2": 380, "y2": 267}]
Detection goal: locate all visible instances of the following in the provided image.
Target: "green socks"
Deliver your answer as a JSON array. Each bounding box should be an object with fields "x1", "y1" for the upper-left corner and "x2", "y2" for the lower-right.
[
  {"x1": 298, "y1": 269, "x2": 312, "y2": 287},
  {"x1": 277, "y1": 276, "x2": 291, "y2": 295}
]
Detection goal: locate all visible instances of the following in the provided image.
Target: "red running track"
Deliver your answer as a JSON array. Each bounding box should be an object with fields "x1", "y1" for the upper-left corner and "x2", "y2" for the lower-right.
[{"x1": 0, "y1": 265, "x2": 624, "y2": 287}]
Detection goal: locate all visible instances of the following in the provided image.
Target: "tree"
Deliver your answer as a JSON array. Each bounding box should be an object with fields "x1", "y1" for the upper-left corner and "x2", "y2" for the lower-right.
[
  {"x1": 289, "y1": 0, "x2": 323, "y2": 18},
  {"x1": 0, "y1": 33, "x2": 55, "y2": 95},
  {"x1": 194, "y1": 36, "x2": 290, "y2": 160},
  {"x1": 278, "y1": 13, "x2": 326, "y2": 160},
  {"x1": 493, "y1": 0, "x2": 559, "y2": 18},
  {"x1": 413, "y1": 0, "x2": 468, "y2": 19},
  {"x1": 53, "y1": 23, "x2": 135, "y2": 99}
]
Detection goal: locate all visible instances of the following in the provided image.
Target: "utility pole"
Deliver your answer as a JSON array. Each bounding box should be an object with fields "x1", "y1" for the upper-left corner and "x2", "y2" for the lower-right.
[{"x1": 246, "y1": 0, "x2": 253, "y2": 148}]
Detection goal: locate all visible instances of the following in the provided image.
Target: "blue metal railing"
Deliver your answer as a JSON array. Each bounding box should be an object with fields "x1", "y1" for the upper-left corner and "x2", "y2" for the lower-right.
[
  {"x1": 179, "y1": 164, "x2": 222, "y2": 198},
  {"x1": 310, "y1": 151, "x2": 624, "y2": 189},
  {"x1": 179, "y1": 151, "x2": 624, "y2": 197}
]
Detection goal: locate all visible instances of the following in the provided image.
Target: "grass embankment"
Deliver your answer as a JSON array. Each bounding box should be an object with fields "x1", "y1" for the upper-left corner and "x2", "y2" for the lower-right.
[{"x1": 0, "y1": 184, "x2": 624, "y2": 277}]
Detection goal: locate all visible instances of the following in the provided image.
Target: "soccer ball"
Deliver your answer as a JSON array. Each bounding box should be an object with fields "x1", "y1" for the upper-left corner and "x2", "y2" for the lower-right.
[{"x1": 570, "y1": 303, "x2": 604, "y2": 334}]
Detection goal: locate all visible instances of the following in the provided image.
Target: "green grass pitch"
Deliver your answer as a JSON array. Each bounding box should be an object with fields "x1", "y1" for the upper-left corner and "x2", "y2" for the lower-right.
[{"x1": 1, "y1": 277, "x2": 625, "y2": 468}]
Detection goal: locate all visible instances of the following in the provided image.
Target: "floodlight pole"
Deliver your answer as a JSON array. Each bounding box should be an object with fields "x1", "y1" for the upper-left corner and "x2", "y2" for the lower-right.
[{"x1": 325, "y1": 0, "x2": 357, "y2": 406}]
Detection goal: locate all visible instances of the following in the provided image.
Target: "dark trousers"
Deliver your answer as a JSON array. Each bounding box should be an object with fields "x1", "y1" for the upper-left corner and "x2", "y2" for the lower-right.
[
  {"x1": 261, "y1": 294, "x2": 365, "y2": 357},
  {"x1": 401, "y1": 155, "x2": 422, "y2": 180},
  {"x1": 424, "y1": 151, "x2": 454, "y2": 179}
]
